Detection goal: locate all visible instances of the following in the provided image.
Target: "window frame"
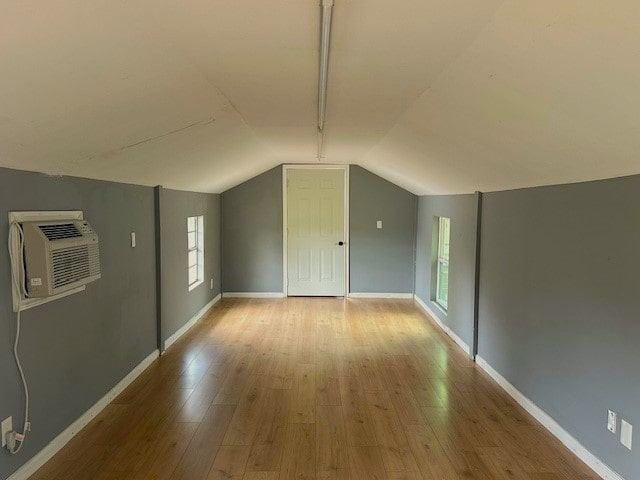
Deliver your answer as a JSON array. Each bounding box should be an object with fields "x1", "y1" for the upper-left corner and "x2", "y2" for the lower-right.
[
  {"x1": 187, "y1": 215, "x2": 205, "y2": 291},
  {"x1": 435, "y1": 216, "x2": 450, "y2": 311}
]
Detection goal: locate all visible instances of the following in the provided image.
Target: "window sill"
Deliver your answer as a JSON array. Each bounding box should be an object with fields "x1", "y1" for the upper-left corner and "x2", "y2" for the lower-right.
[
  {"x1": 188, "y1": 279, "x2": 204, "y2": 292},
  {"x1": 433, "y1": 301, "x2": 448, "y2": 316}
]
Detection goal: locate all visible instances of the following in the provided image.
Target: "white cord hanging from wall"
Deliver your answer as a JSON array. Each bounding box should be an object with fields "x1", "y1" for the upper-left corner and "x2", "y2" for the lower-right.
[
  {"x1": 5, "y1": 210, "x2": 101, "y2": 454},
  {"x1": 6, "y1": 222, "x2": 31, "y2": 454}
]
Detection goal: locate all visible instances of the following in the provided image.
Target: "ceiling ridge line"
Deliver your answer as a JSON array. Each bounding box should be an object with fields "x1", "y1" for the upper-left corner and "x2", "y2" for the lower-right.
[{"x1": 317, "y1": 0, "x2": 334, "y2": 161}]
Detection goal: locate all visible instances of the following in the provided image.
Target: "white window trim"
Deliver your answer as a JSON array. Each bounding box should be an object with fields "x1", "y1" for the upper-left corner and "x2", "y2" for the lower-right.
[
  {"x1": 435, "y1": 216, "x2": 450, "y2": 311},
  {"x1": 187, "y1": 215, "x2": 205, "y2": 292}
]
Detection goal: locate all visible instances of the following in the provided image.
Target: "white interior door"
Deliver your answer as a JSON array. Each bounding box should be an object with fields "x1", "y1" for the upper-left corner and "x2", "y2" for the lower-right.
[{"x1": 286, "y1": 168, "x2": 345, "y2": 296}]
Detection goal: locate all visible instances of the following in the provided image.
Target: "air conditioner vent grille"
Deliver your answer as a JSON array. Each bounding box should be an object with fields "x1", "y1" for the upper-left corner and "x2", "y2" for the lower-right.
[
  {"x1": 39, "y1": 223, "x2": 82, "y2": 241},
  {"x1": 51, "y1": 244, "x2": 100, "y2": 289}
]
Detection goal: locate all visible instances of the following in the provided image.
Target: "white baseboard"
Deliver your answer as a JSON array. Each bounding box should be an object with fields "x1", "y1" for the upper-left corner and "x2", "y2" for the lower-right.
[
  {"x1": 475, "y1": 356, "x2": 623, "y2": 480},
  {"x1": 413, "y1": 295, "x2": 471, "y2": 356},
  {"x1": 7, "y1": 349, "x2": 159, "y2": 480},
  {"x1": 163, "y1": 293, "x2": 221, "y2": 351},
  {"x1": 222, "y1": 292, "x2": 285, "y2": 298},
  {"x1": 348, "y1": 292, "x2": 414, "y2": 299}
]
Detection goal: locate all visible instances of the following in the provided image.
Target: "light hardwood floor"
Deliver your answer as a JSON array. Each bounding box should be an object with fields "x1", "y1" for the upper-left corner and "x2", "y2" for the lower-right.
[{"x1": 31, "y1": 298, "x2": 598, "y2": 480}]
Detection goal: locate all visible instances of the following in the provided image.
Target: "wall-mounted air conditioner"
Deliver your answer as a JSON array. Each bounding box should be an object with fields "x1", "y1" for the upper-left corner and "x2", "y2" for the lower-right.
[
  {"x1": 22, "y1": 220, "x2": 101, "y2": 297},
  {"x1": 9, "y1": 211, "x2": 101, "y2": 311}
]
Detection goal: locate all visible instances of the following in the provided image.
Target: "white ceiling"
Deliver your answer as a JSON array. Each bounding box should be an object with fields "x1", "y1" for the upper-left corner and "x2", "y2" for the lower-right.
[{"x1": 1, "y1": 0, "x2": 640, "y2": 194}]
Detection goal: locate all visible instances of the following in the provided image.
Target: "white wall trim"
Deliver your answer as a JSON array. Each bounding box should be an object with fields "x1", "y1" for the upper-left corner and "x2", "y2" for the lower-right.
[
  {"x1": 348, "y1": 292, "x2": 414, "y2": 299},
  {"x1": 282, "y1": 164, "x2": 350, "y2": 297},
  {"x1": 7, "y1": 349, "x2": 159, "y2": 480},
  {"x1": 163, "y1": 293, "x2": 221, "y2": 351},
  {"x1": 414, "y1": 294, "x2": 471, "y2": 355},
  {"x1": 475, "y1": 356, "x2": 624, "y2": 480},
  {"x1": 222, "y1": 292, "x2": 285, "y2": 298}
]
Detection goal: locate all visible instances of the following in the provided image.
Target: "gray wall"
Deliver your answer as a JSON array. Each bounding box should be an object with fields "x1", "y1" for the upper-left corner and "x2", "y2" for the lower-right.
[
  {"x1": 349, "y1": 165, "x2": 416, "y2": 293},
  {"x1": 0, "y1": 168, "x2": 157, "y2": 479},
  {"x1": 478, "y1": 176, "x2": 640, "y2": 478},
  {"x1": 3, "y1": 162, "x2": 637, "y2": 478},
  {"x1": 221, "y1": 165, "x2": 417, "y2": 294},
  {"x1": 221, "y1": 166, "x2": 283, "y2": 293},
  {"x1": 414, "y1": 194, "x2": 478, "y2": 348},
  {"x1": 159, "y1": 188, "x2": 221, "y2": 344}
]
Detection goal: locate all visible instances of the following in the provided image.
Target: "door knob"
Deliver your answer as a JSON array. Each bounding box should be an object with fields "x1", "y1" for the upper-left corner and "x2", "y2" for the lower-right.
[{"x1": 337, "y1": 241, "x2": 344, "y2": 246}]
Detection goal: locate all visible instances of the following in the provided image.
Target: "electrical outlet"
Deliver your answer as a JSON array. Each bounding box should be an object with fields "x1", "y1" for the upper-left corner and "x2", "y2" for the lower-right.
[
  {"x1": 1, "y1": 416, "x2": 12, "y2": 448},
  {"x1": 621, "y1": 420, "x2": 633, "y2": 450},
  {"x1": 376, "y1": 220, "x2": 383, "y2": 229},
  {"x1": 131, "y1": 232, "x2": 136, "y2": 248},
  {"x1": 210, "y1": 278, "x2": 214, "y2": 290},
  {"x1": 608, "y1": 410, "x2": 617, "y2": 433}
]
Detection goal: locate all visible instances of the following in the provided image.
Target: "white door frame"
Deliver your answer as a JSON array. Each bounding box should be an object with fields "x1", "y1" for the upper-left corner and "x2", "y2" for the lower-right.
[{"x1": 282, "y1": 164, "x2": 350, "y2": 297}]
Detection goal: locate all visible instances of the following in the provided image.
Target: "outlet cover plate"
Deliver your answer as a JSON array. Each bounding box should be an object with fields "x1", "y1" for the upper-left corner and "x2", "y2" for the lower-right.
[
  {"x1": 1, "y1": 416, "x2": 12, "y2": 448},
  {"x1": 621, "y1": 420, "x2": 633, "y2": 450},
  {"x1": 608, "y1": 410, "x2": 617, "y2": 433}
]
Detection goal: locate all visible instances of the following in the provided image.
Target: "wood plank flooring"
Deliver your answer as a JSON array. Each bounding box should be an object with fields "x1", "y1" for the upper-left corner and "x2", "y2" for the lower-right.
[{"x1": 31, "y1": 298, "x2": 598, "y2": 480}]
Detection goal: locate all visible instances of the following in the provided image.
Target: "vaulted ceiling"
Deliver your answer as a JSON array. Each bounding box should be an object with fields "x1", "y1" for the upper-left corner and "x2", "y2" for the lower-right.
[{"x1": 1, "y1": 0, "x2": 639, "y2": 194}]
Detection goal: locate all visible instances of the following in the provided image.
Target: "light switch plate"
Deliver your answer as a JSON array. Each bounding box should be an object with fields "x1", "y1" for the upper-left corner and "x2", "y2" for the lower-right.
[
  {"x1": 608, "y1": 410, "x2": 617, "y2": 433},
  {"x1": 210, "y1": 278, "x2": 214, "y2": 290},
  {"x1": 376, "y1": 220, "x2": 383, "y2": 229},
  {"x1": 621, "y1": 420, "x2": 633, "y2": 450},
  {"x1": 131, "y1": 232, "x2": 136, "y2": 248},
  {"x1": 1, "y1": 416, "x2": 12, "y2": 448}
]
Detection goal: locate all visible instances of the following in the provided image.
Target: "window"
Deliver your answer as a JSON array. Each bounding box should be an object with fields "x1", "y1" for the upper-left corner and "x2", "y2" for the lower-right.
[
  {"x1": 187, "y1": 215, "x2": 204, "y2": 291},
  {"x1": 435, "y1": 216, "x2": 450, "y2": 310}
]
